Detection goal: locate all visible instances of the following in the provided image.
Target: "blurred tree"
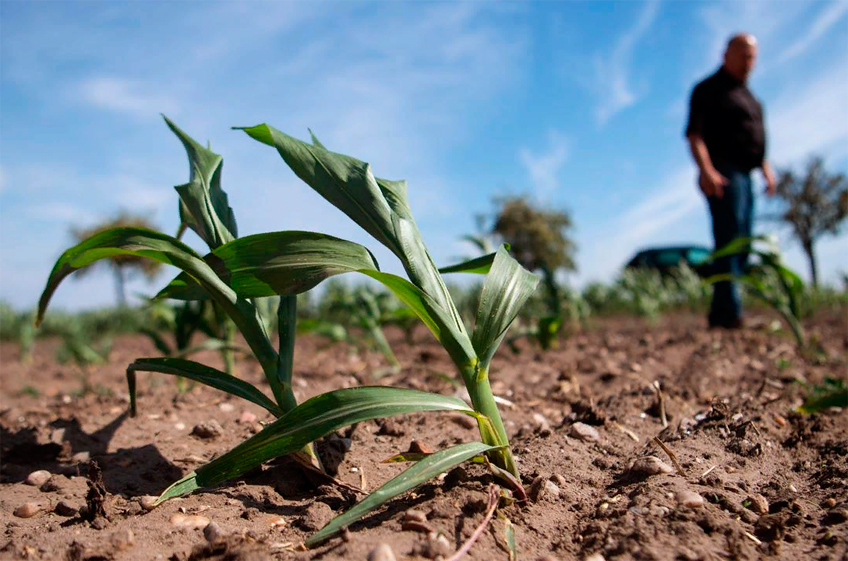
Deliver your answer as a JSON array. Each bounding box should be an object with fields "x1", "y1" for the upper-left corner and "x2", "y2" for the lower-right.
[
  {"x1": 491, "y1": 194, "x2": 576, "y2": 272},
  {"x1": 71, "y1": 212, "x2": 163, "y2": 306},
  {"x1": 767, "y1": 158, "x2": 848, "y2": 287},
  {"x1": 489, "y1": 195, "x2": 576, "y2": 347}
]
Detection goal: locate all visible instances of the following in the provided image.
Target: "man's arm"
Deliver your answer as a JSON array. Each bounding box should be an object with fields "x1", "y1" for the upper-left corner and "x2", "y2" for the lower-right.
[
  {"x1": 687, "y1": 133, "x2": 728, "y2": 198},
  {"x1": 685, "y1": 83, "x2": 727, "y2": 198},
  {"x1": 761, "y1": 161, "x2": 776, "y2": 195}
]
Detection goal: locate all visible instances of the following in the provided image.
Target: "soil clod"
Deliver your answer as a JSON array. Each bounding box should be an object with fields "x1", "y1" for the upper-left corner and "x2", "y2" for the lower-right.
[
  {"x1": 55, "y1": 500, "x2": 79, "y2": 517},
  {"x1": 569, "y1": 422, "x2": 600, "y2": 442},
  {"x1": 203, "y1": 521, "x2": 225, "y2": 543},
  {"x1": 629, "y1": 456, "x2": 673, "y2": 477},
  {"x1": 298, "y1": 501, "x2": 334, "y2": 532},
  {"x1": 191, "y1": 420, "x2": 224, "y2": 439}
]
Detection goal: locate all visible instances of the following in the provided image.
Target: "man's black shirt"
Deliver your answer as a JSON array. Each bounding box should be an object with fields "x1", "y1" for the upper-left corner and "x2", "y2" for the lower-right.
[{"x1": 685, "y1": 67, "x2": 766, "y2": 172}]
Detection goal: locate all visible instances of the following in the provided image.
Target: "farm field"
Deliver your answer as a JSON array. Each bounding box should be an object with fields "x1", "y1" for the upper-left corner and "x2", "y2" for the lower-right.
[{"x1": 1, "y1": 311, "x2": 846, "y2": 561}]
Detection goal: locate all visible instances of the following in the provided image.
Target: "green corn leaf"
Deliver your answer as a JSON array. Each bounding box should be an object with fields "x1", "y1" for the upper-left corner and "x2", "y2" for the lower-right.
[
  {"x1": 35, "y1": 227, "x2": 280, "y2": 396},
  {"x1": 156, "y1": 273, "x2": 209, "y2": 301},
  {"x1": 381, "y1": 452, "x2": 431, "y2": 463},
  {"x1": 472, "y1": 246, "x2": 540, "y2": 366},
  {"x1": 164, "y1": 116, "x2": 237, "y2": 249},
  {"x1": 306, "y1": 441, "x2": 499, "y2": 546},
  {"x1": 126, "y1": 357, "x2": 282, "y2": 417},
  {"x1": 238, "y1": 124, "x2": 401, "y2": 257},
  {"x1": 504, "y1": 516, "x2": 517, "y2": 561},
  {"x1": 138, "y1": 327, "x2": 174, "y2": 356},
  {"x1": 159, "y1": 231, "x2": 380, "y2": 300},
  {"x1": 172, "y1": 338, "x2": 249, "y2": 360},
  {"x1": 307, "y1": 128, "x2": 326, "y2": 149},
  {"x1": 238, "y1": 125, "x2": 464, "y2": 335},
  {"x1": 155, "y1": 387, "x2": 476, "y2": 503},
  {"x1": 296, "y1": 319, "x2": 348, "y2": 342},
  {"x1": 708, "y1": 237, "x2": 754, "y2": 261},
  {"x1": 360, "y1": 270, "x2": 475, "y2": 366},
  {"x1": 38, "y1": 228, "x2": 210, "y2": 326},
  {"x1": 798, "y1": 379, "x2": 848, "y2": 413},
  {"x1": 213, "y1": 231, "x2": 380, "y2": 297},
  {"x1": 703, "y1": 273, "x2": 771, "y2": 300},
  {"x1": 438, "y1": 251, "x2": 500, "y2": 275}
]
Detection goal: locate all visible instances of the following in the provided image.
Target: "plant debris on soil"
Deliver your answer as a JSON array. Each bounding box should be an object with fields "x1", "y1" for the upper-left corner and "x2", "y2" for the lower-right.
[{"x1": 1, "y1": 312, "x2": 846, "y2": 560}]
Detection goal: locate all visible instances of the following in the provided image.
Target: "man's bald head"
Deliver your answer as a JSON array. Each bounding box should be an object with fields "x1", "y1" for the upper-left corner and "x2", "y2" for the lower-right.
[{"x1": 723, "y1": 33, "x2": 758, "y2": 82}]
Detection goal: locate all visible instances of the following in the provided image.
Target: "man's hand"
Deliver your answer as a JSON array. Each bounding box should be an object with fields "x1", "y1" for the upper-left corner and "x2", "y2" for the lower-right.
[
  {"x1": 763, "y1": 163, "x2": 777, "y2": 196},
  {"x1": 699, "y1": 168, "x2": 728, "y2": 198}
]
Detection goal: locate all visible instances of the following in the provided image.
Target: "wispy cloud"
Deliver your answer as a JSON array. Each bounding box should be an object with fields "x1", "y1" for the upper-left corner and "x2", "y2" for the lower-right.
[
  {"x1": 775, "y1": 1, "x2": 848, "y2": 64},
  {"x1": 519, "y1": 130, "x2": 569, "y2": 197},
  {"x1": 77, "y1": 77, "x2": 178, "y2": 118},
  {"x1": 606, "y1": 167, "x2": 702, "y2": 248},
  {"x1": 593, "y1": 0, "x2": 660, "y2": 125},
  {"x1": 578, "y1": 166, "x2": 703, "y2": 282}
]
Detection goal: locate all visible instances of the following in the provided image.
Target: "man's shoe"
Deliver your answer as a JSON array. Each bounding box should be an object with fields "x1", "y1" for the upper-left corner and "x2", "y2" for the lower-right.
[
  {"x1": 727, "y1": 317, "x2": 744, "y2": 329},
  {"x1": 708, "y1": 316, "x2": 744, "y2": 329}
]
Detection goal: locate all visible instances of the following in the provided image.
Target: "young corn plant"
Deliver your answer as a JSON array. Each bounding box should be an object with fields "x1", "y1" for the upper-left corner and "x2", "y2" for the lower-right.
[
  {"x1": 140, "y1": 298, "x2": 249, "y2": 391},
  {"x1": 38, "y1": 117, "x2": 321, "y2": 465},
  {"x1": 704, "y1": 235, "x2": 807, "y2": 349},
  {"x1": 302, "y1": 280, "x2": 399, "y2": 365},
  {"x1": 37, "y1": 118, "x2": 538, "y2": 546}
]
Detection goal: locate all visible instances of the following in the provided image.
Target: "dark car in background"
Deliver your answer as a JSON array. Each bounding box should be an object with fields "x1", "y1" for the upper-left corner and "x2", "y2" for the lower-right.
[{"x1": 625, "y1": 245, "x2": 713, "y2": 277}]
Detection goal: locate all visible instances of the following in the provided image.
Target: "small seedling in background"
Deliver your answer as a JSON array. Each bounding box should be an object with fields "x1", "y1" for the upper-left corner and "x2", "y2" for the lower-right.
[
  {"x1": 140, "y1": 298, "x2": 248, "y2": 391},
  {"x1": 20, "y1": 386, "x2": 40, "y2": 398},
  {"x1": 797, "y1": 378, "x2": 848, "y2": 414},
  {"x1": 704, "y1": 235, "x2": 807, "y2": 349}
]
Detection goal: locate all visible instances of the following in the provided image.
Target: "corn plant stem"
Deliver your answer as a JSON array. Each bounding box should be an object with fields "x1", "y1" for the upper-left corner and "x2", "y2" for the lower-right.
[
  {"x1": 276, "y1": 294, "x2": 323, "y2": 468},
  {"x1": 746, "y1": 285, "x2": 806, "y2": 349},
  {"x1": 462, "y1": 364, "x2": 517, "y2": 476},
  {"x1": 222, "y1": 318, "x2": 237, "y2": 376},
  {"x1": 276, "y1": 295, "x2": 299, "y2": 413},
  {"x1": 202, "y1": 286, "x2": 288, "y2": 409}
]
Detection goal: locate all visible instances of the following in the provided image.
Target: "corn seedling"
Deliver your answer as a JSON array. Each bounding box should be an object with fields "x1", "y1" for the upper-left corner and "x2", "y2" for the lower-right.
[
  {"x1": 798, "y1": 378, "x2": 848, "y2": 413},
  {"x1": 1, "y1": 303, "x2": 37, "y2": 363},
  {"x1": 55, "y1": 325, "x2": 113, "y2": 396},
  {"x1": 704, "y1": 235, "x2": 807, "y2": 349},
  {"x1": 37, "y1": 118, "x2": 538, "y2": 546},
  {"x1": 314, "y1": 280, "x2": 401, "y2": 372},
  {"x1": 140, "y1": 298, "x2": 250, "y2": 391},
  {"x1": 39, "y1": 117, "x2": 319, "y2": 464}
]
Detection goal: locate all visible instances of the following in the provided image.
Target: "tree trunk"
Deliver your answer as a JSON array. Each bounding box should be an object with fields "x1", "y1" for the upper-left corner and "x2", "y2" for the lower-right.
[
  {"x1": 114, "y1": 265, "x2": 127, "y2": 307},
  {"x1": 803, "y1": 240, "x2": 818, "y2": 288}
]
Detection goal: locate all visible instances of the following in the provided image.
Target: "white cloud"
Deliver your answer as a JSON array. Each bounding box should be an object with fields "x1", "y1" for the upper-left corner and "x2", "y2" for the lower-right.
[
  {"x1": 519, "y1": 130, "x2": 569, "y2": 197},
  {"x1": 775, "y1": 1, "x2": 848, "y2": 64},
  {"x1": 577, "y1": 166, "x2": 705, "y2": 283},
  {"x1": 593, "y1": 0, "x2": 660, "y2": 125},
  {"x1": 77, "y1": 77, "x2": 178, "y2": 118}
]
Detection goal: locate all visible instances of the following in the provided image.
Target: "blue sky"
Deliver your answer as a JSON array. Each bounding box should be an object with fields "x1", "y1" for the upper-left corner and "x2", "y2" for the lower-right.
[{"x1": 1, "y1": 0, "x2": 846, "y2": 310}]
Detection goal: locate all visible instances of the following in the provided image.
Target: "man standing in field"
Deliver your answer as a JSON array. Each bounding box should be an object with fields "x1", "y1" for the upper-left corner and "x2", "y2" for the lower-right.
[{"x1": 685, "y1": 33, "x2": 776, "y2": 329}]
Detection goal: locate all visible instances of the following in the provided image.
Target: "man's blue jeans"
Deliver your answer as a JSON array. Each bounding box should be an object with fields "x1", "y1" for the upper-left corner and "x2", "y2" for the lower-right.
[{"x1": 706, "y1": 164, "x2": 753, "y2": 326}]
